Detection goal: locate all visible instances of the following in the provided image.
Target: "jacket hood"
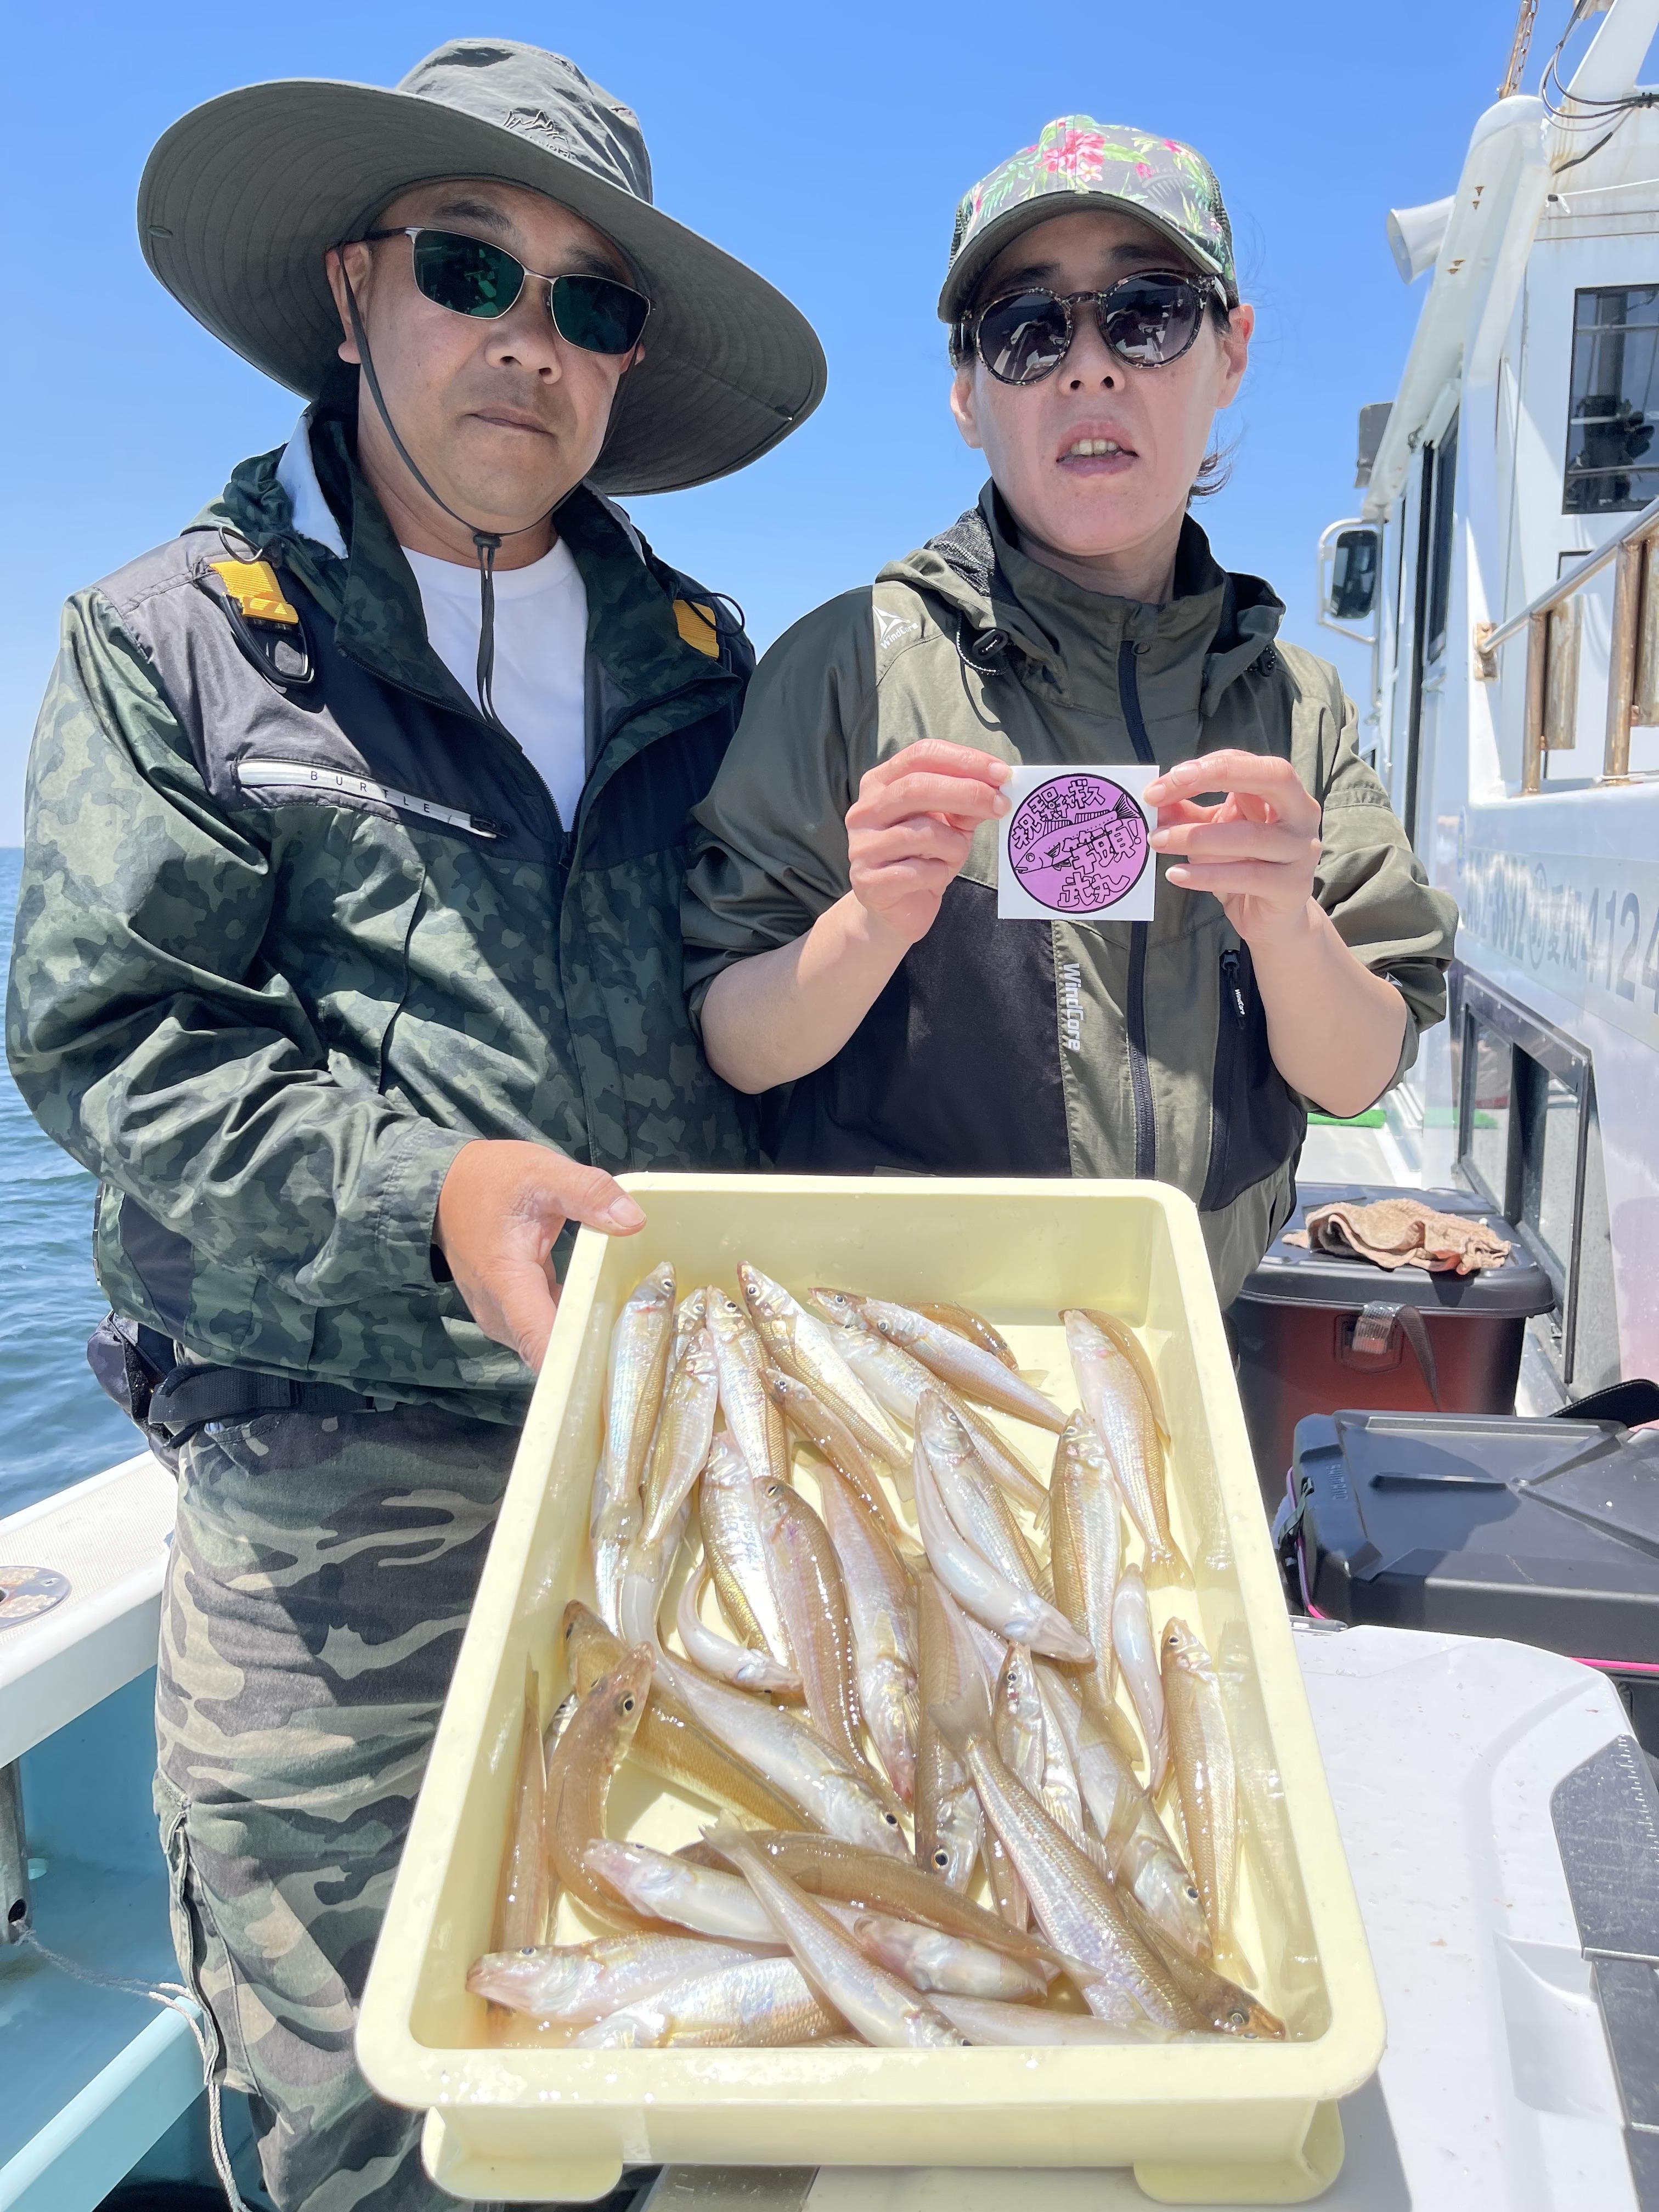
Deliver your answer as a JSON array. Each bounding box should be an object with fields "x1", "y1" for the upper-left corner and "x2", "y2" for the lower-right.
[{"x1": 880, "y1": 482, "x2": 1286, "y2": 715}]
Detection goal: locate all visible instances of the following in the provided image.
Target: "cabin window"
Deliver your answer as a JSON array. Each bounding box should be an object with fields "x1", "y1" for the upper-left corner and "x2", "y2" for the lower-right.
[
  {"x1": 1461, "y1": 1016, "x2": 1513, "y2": 1214},
  {"x1": 1519, "y1": 1064, "x2": 1581, "y2": 1279},
  {"x1": 1564, "y1": 285, "x2": 1659, "y2": 513},
  {"x1": 1454, "y1": 968, "x2": 1603, "y2": 1387},
  {"x1": 1425, "y1": 415, "x2": 1458, "y2": 663}
]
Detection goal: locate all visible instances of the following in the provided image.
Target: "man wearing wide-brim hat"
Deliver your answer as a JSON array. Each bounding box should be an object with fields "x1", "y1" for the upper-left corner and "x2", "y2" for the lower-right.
[{"x1": 8, "y1": 36, "x2": 822, "y2": 2209}]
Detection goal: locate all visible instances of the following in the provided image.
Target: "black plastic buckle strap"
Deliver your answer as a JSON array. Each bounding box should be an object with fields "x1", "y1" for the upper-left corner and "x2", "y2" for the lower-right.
[
  {"x1": 87, "y1": 1311, "x2": 387, "y2": 1465},
  {"x1": 146, "y1": 1366, "x2": 381, "y2": 1435},
  {"x1": 86, "y1": 1311, "x2": 176, "y2": 1429},
  {"x1": 1351, "y1": 1300, "x2": 1441, "y2": 1408}
]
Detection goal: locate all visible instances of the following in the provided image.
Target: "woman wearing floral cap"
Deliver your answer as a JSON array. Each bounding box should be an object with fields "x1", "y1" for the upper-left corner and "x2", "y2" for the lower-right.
[{"x1": 682, "y1": 119, "x2": 1455, "y2": 1304}]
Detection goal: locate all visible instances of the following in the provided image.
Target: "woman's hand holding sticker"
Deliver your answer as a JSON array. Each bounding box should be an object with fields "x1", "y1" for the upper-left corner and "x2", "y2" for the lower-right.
[
  {"x1": 1146, "y1": 748, "x2": 1406, "y2": 1116},
  {"x1": 847, "y1": 740, "x2": 1012, "y2": 946},
  {"x1": 701, "y1": 741, "x2": 1011, "y2": 1094},
  {"x1": 1146, "y1": 750, "x2": 1322, "y2": 944}
]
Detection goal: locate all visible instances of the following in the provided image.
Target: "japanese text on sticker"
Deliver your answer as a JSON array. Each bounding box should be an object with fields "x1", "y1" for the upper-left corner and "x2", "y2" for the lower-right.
[{"x1": 998, "y1": 768, "x2": 1156, "y2": 922}]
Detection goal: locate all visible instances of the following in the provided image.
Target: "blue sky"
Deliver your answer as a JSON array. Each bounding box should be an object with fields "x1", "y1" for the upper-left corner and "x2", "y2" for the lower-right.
[{"x1": 0, "y1": 3, "x2": 1609, "y2": 843}]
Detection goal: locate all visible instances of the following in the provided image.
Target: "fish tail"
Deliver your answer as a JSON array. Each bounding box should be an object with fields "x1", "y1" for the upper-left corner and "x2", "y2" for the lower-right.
[
  {"x1": 1094, "y1": 1695, "x2": 1148, "y2": 1770},
  {"x1": 927, "y1": 1678, "x2": 994, "y2": 1761},
  {"x1": 701, "y1": 1813, "x2": 753, "y2": 1864},
  {"x1": 1144, "y1": 1539, "x2": 1194, "y2": 1590}
]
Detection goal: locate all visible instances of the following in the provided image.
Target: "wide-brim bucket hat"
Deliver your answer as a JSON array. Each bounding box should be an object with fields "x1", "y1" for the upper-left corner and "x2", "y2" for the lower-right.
[{"x1": 138, "y1": 37, "x2": 827, "y2": 496}]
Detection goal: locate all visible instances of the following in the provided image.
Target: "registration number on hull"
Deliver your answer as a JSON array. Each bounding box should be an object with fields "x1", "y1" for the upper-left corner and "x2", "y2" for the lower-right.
[{"x1": 1457, "y1": 844, "x2": 1659, "y2": 1053}]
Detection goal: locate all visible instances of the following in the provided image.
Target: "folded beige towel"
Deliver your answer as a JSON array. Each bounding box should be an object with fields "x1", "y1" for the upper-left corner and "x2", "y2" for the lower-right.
[{"x1": 1284, "y1": 1197, "x2": 1513, "y2": 1276}]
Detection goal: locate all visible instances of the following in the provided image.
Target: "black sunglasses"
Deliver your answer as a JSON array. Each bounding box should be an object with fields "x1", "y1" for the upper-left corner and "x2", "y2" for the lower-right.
[
  {"x1": 960, "y1": 270, "x2": 1226, "y2": 387},
  {"x1": 360, "y1": 227, "x2": 651, "y2": 356}
]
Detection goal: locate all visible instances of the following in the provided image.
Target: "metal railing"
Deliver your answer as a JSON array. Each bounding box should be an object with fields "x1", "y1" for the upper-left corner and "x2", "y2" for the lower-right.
[{"x1": 1475, "y1": 486, "x2": 1659, "y2": 791}]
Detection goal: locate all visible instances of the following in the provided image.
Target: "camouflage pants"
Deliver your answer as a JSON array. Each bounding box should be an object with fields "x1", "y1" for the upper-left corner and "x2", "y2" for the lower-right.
[{"x1": 154, "y1": 1404, "x2": 519, "y2": 2212}]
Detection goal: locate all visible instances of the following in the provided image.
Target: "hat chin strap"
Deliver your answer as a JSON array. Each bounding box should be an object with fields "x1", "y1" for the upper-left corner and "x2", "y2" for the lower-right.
[{"x1": 342, "y1": 270, "x2": 545, "y2": 734}]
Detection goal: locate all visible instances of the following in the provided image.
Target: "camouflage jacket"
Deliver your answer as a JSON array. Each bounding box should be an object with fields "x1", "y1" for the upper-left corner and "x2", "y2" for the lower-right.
[
  {"x1": 684, "y1": 489, "x2": 1458, "y2": 1307},
  {"x1": 8, "y1": 399, "x2": 755, "y2": 1424}
]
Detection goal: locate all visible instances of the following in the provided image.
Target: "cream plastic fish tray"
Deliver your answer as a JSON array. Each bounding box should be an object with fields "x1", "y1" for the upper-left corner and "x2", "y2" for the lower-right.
[{"x1": 359, "y1": 1175, "x2": 1385, "y2": 2205}]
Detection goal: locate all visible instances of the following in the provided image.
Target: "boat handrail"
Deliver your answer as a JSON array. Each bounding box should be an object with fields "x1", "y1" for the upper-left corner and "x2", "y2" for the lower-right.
[
  {"x1": 1476, "y1": 489, "x2": 1659, "y2": 661},
  {"x1": 1474, "y1": 490, "x2": 1659, "y2": 792}
]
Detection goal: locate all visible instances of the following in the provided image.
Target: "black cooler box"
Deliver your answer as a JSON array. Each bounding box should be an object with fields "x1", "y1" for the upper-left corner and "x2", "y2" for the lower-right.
[
  {"x1": 1230, "y1": 1181, "x2": 1556, "y2": 1509},
  {"x1": 1281, "y1": 1407, "x2": 1659, "y2": 1750}
]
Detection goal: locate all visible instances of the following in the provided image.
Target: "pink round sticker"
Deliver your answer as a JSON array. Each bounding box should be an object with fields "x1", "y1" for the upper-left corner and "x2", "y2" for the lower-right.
[{"x1": 1006, "y1": 773, "x2": 1149, "y2": 913}]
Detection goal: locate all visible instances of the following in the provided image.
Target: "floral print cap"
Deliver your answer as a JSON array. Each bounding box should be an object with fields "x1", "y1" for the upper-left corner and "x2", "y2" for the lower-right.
[{"x1": 940, "y1": 117, "x2": 1237, "y2": 324}]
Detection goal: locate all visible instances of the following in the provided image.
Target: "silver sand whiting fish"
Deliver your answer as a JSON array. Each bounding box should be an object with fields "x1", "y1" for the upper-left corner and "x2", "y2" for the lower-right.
[
  {"x1": 1063, "y1": 1308, "x2": 1192, "y2": 1587},
  {"x1": 697, "y1": 1429, "x2": 798, "y2": 1677},
  {"x1": 641, "y1": 1323, "x2": 719, "y2": 1548},
  {"x1": 710, "y1": 1820, "x2": 968, "y2": 2049},
  {"x1": 1113, "y1": 1564, "x2": 1170, "y2": 1793},
  {"x1": 471, "y1": 1259, "x2": 1297, "y2": 2056},
  {"x1": 930, "y1": 1682, "x2": 1199, "y2": 2033},
  {"x1": 813, "y1": 1456, "x2": 920, "y2": 1807},
  {"x1": 915, "y1": 1392, "x2": 1090, "y2": 1661},
  {"x1": 855, "y1": 1297, "x2": 1067, "y2": 1432},
  {"x1": 755, "y1": 1473, "x2": 869, "y2": 1776},
  {"x1": 584, "y1": 1837, "x2": 1047, "y2": 1999},
  {"x1": 707, "y1": 1289, "x2": 789, "y2": 1489},
  {"x1": 1163, "y1": 1616, "x2": 1251, "y2": 1985},
  {"x1": 912, "y1": 1565, "x2": 988, "y2": 1893},
  {"x1": 740, "y1": 1265, "x2": 906, "y2": 1457},
  {"x1": 675, "y1": 1559, "x2": 803, "y2": 1696},
  {"x1": 591, "y1": 1263, "x2": 676, "y2": 1630},
  {"x1": 814, "y1": 1288, "x2": 1048, "y2": 1515}
]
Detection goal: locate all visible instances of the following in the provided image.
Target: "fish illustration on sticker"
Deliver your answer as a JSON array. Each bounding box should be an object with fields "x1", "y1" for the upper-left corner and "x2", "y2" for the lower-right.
[{"x1": 997, "y1": 765, "x2": 1158, "y2": 922}]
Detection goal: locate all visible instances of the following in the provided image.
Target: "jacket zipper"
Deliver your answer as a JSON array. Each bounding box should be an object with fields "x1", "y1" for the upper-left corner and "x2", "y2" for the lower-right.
[
  {"x1": 307, "y1": 555, "x2": 567, "y2": 864},
  {"x1": 1220, "y1": 947, "x2": 1248, "y2": 1028},
  {"x1": 1116, "y1": 639, "x2": 1157, "y2": 1179},
  {"x1": 1201, "y1": 947, "x2": 1250, "y2": 1214}
]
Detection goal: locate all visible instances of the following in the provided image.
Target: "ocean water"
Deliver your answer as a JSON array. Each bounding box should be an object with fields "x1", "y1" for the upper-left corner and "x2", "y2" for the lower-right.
[{"x1": 0, "y1": 848, "x2": 140, "y2": 1515}]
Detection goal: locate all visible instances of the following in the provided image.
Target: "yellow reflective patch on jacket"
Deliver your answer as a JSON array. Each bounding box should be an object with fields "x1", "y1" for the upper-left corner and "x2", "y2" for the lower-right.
[
  {"x1": 209, "y1": 558, "x2": 300, "y2": 626},
  {"x1": 674, "y1": 599, "x2": 720, "y2": 657}
]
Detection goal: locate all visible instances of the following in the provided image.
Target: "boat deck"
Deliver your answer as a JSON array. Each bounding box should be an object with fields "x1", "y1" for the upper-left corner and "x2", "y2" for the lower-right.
[{"x1": 0, "y1": 1457, "x2": 212, "y2": 2210}]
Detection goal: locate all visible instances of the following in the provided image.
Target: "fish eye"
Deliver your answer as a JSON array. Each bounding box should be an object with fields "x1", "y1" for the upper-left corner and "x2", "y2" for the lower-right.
[
  {"x1": 1186, "y1": 1886, "x2": 1200, "y2": 1903},
  {"x1": 1228, "y1": 2007, "x2": 1248, "y2": 2029},
  {"x1": 932, "y1": 1848, "x2": 950, "y2": 1869},
  {"x1": 520, "y1": 1945, "x2": 535, "y2": 1956},
  {"x1": 622, "y1": 1695, "x2": 637, "y2": 1712}
]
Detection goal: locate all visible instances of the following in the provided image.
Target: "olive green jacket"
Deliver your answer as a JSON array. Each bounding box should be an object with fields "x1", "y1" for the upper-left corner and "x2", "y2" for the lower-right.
[
  {"x1": 8, "y1": 397, "x2": 755, "y2": 1422},
  {"x1": 682, "y1": 488, "x2": 1458, "y2": 1305}
]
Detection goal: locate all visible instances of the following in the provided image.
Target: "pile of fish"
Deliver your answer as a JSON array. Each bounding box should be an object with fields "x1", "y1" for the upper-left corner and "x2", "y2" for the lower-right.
[{"x1": 467, "y1": 1264, "x2": 1285, "y2": 2051}]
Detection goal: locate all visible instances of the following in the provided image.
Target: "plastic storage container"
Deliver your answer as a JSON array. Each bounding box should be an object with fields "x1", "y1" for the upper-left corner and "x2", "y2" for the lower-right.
[
  {"x1": 1230, "y1": 1182, "x2": 1554, "y2": 1510},
  {"x1": 357, "y1": 1175, "x2": 1385, "y2": 2206},
  {"x1": 1282, "y1": 1408, "x2": 1659, "y2": 1750}
]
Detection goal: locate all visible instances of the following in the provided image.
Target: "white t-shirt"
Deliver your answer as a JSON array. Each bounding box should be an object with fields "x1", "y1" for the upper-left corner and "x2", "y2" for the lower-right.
[{"x1": 403, "y1": 540, "x2": 590, "y2": 827}]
